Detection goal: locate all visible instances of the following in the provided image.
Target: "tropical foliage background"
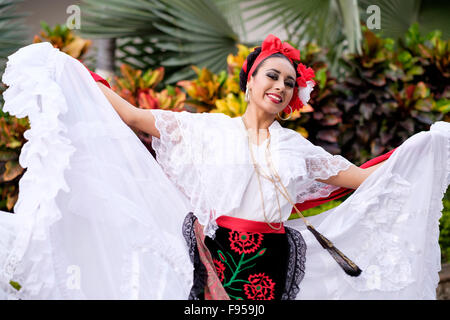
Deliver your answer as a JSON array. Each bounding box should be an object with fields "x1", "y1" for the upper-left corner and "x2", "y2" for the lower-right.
[{"x1": 0, "y1": 0, "x2": 449, "y2": 265}]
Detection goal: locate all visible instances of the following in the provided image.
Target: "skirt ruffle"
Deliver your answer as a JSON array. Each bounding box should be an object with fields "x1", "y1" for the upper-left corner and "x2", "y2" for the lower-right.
[{"x1": 0, "y1": 42, "x2": 194, "y2": 299}]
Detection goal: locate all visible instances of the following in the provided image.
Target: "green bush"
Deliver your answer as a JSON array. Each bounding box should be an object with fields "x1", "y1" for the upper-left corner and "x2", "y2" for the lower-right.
[
  {"x1": 440, "y1": 188, "x2": 450, "y2": 263},
  {"x1": 335, "y1": 24, "x2": 449, "y2": 165},
  {"x1": 0, "y1": 104, "x2": 28, "y2": 212}
]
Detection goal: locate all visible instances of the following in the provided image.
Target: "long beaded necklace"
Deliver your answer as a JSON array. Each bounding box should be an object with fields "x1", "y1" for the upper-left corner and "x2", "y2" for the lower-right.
[
  {"x1": 241, "y1": 116, "x2": 319, "y2": 229},
  {"x1": 241, "y1": 116, "x2": 287, "y2": 230},
  {"x1": 241, "y1": 116, "x2": 362, "y2": 276}
]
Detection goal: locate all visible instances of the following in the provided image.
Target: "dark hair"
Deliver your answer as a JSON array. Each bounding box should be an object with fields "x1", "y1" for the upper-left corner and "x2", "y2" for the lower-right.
[{"x1": 239, "y1": 47, "x2": 300, "y2": 92}]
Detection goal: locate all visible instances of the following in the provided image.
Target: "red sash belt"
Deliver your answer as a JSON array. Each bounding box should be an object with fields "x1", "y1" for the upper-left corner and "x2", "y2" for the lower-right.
[{"x1": 216, "y1": 215, "x2": 285, "y2": 234}]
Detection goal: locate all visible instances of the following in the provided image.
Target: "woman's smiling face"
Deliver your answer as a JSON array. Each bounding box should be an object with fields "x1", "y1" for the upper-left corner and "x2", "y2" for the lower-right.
[{"x1": 247, "y1": 56, "x2": 297, "y2": 115}]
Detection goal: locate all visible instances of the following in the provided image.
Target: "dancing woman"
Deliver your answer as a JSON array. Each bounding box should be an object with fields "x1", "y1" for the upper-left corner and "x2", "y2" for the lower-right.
[{"x1": 0, "y1": 34, "x2": 448, "y2": 300}]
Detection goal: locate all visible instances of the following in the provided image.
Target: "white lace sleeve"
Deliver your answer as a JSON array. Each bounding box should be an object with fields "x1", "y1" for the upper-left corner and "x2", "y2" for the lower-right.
[
  {"x1": 149, "y1": 109, "x2": 244, "y2": 237},
  {"x1": 150, "y1": 109, "x2": 203, "y2": 199},
  {"x1": 295, "y1": 140, "x2": 354, "y2": 203}
]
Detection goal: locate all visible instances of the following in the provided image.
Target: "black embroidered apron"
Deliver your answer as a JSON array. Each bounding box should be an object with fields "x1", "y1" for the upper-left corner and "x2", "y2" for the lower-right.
[{"x1": 183, "y1": 212, "x2": 307, "y2": 300}]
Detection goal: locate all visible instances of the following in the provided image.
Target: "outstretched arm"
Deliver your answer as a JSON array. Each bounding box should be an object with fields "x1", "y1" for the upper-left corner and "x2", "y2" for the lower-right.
[
  {"x1": 316, "y1": 160, "x2": 386, "y2": 189},
  {"x1": 96, "y1": 82, "x2": 161, "y2": 138}
]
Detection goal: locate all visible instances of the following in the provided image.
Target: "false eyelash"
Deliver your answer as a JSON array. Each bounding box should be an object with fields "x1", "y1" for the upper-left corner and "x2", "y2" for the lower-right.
[{"x1": 266, "y1": 74, "x2": 295, "y2": 88}]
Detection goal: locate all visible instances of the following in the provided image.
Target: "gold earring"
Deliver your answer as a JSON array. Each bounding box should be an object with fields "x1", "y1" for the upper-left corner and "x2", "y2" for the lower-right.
[{"x1": 278, "y1": 105, "x2": 293, "y2": 120}]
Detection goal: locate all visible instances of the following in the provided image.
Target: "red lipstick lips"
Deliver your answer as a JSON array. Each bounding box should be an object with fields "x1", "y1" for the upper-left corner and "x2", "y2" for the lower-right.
[{"x1": 266, "y1": 93, "x2": 282, "y2": 104}]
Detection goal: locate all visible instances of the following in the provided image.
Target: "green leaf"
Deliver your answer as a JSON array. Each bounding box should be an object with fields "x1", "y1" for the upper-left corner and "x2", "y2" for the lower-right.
[
  {"x1": 39, "y1": 20, "x2": 50, "y2": 34},
  {"x1": 414, "y1": 99, "x2": 433, "y2": 112},
  {"x1": 0, "y1": 150, "x2": 17, "y2": 161},
  {"x1": 166, "y1": 85, "x2": 175, "y2": 95},
  {"x1": 217, "y1": 250, "x2": 227, "y2": 263},
  {"x1": 9, "y1": 280, "x2": 21, "y2": 291},
  {"x1": 384, "y1": 38, "x2": 396, "y2": 51},
  {"x1": 398, "y1": 51, "x2": 413, "y2": 64},
  {"x1": 315, "y1": 68, "x2": 327, "y2": 90},
  {"x1": 406, "y1": 65, "x2": 424, "y2": 77},
  {"x1": 435, "y1": 99, "x2": 450, "y2": 114},
  {"x1": 413, "y1": 82, "x2": 430, "y2": 100}
]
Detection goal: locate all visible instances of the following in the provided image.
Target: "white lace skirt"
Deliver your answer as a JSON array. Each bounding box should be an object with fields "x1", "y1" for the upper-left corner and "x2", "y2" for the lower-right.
[{"x1": 0, "y1": 42, "x2": 448, "y2": 299}]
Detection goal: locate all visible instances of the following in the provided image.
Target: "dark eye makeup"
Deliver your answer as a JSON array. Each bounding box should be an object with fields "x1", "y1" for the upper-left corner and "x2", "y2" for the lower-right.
[{"x1": 266, "y1": 72, "x2": 295, "y2": 88}]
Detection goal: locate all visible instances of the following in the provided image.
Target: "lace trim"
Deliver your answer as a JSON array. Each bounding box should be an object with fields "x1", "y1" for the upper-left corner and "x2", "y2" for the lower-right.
[
  {"x1": 282, "y1": 227, "x2": 307, "y2": 300},
  {"x1": 305, "y1": 154, "x2": 353, "y2": 180},
  {"x1": 296, "y1": 156, "x2": 353, "y2": 203},
  {"x1": 182, "y1": 212, "x2": 207, "y2": 300},
  {"x1": 1, "y1": 43, "x2": 74, "y2": 296}
]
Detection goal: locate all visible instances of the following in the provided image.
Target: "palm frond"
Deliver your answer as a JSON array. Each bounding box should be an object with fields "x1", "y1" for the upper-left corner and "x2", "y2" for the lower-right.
[
  {"x1": 337, "y1": 0, "x2": 362, "y2": 55},
  {"x1": 240, "y1": 0, "x2": 361, "y2": 78},
  {"x1": 79, "y1": 0, "x2": 161, "y2": 38},
  {"x1": 79, "y1": 0, "x2": 240, "y2": 84},
  {"x1": 213, "y1": 0, "x2": 247, "y2": 39},
  {"x1": 0, "y1": 0, "x2": 29, "y2": 74},
  {"x1": 358, "y1": 0, "x2": 450, "y2": 40}
]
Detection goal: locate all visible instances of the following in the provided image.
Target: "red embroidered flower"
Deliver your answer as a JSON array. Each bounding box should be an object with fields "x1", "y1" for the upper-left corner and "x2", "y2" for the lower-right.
[
  {"x1": 296, "y1": 63, "x2": 315, "y2": 87},
  {"x1": 228, "y1": 231, "x2": 263, "y2": 254},
  {"x1": 244, "y1": 273, "x2": 276, "y2": 300},
  {"x1": 213, "y1": 259, "x2": 226, "y2": 283}
]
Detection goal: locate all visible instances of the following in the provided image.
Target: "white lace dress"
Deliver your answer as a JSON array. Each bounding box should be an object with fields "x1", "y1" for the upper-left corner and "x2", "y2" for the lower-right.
[{"x1": 0, "y1": 42, "x2": 448, "y2": 299}]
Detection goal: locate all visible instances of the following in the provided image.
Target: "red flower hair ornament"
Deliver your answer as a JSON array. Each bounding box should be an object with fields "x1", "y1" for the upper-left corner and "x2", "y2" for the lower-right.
[{"x1": 242, "y1": 34, "x2": 316, "y2": 113}]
